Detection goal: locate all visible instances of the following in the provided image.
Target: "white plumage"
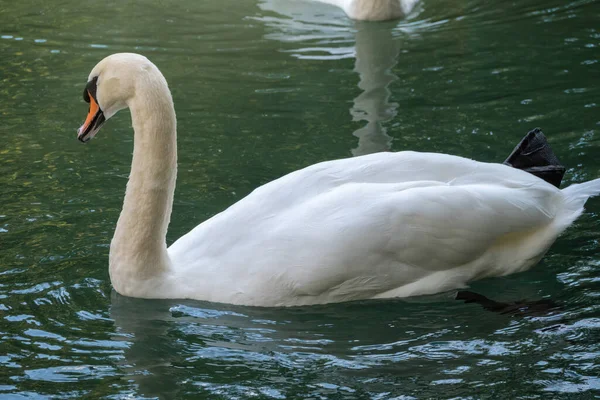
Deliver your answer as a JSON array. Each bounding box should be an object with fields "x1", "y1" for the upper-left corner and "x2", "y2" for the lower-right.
[
  {"x1": 312, "y1": 0, "x2": 418, "y2": 20},
  {"x1": 168, "y1": 151, "x2": 589, "y2": 306},
  {"x1": 77, "y1": 53, "x2": 600, "y2": 307}
]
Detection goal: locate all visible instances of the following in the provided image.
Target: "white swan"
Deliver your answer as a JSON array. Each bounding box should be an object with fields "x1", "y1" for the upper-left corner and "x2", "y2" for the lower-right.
[
  {"x1": 257, "y1": 1, "x2": 403, "y2": 154},
  {"x1": 312, "y1": 0, "x2": 418, "y2": 21},
  {"x1": 77, "y1": 53, "x2": 600, "y2": 307}
]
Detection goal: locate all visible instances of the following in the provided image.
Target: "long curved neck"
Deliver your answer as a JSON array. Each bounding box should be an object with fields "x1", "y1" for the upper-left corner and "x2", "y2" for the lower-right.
[{"x1": 109, "y1": 72, "x2": 177, "y2": 293}]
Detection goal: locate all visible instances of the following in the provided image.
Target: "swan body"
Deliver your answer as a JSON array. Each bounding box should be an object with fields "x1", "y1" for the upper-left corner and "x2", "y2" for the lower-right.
[
  {"x1": 312, "y1": 0, "x2": 418, "y2": 21},
  {"x1": 77, "y1": 53, "x2": 600, "y2": 307}
]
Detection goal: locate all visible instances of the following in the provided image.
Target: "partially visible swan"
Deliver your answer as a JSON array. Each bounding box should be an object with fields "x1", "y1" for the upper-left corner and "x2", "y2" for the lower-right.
[
  {"x1": 77, "y1": 53, "x2": 600, "y2": 307},
  {"x1": 256, "y1": 2, "x2": 405, "y2": 155},
  {"x1": 313, "y1": 0, "x2": 418, "y2": 21}
]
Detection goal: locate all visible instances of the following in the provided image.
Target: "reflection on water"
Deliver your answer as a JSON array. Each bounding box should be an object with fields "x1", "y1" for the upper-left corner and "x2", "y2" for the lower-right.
[
  {"x1": 110, "y1": 290, "x2": 600, "y2": 399},
  {"x1": 256, "y1": 0, "x2": 356, "y2": 58},
  {"x1": 350, "y1": 22, "x2": 400, "y2": 155},
  {"x1": 258, "y1": 0, "x2": 405, "y2": 156}
]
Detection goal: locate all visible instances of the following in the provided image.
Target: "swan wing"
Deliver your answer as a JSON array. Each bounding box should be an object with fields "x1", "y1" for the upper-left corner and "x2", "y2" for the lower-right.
[
  {"x1": 169, "y1": 152, "x2": 564, "y2": 304},
  {"x1": 253, "y1": 177, "x2": 561, "y2": 297}
]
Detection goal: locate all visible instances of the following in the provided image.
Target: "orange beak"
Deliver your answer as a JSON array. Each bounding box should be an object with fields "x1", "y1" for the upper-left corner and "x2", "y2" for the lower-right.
[
  {"x1": 82, "y1": 93, "x2": 99, "y2": 131},
  {"x1": 78, "y1": 90, "x2": 105, "y2": 142}
]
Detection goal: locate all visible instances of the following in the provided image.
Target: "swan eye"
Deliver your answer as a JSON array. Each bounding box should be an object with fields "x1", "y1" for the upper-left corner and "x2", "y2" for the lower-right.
[{"x1": 83, "y1": 76, "x2": 99, "y2": 104}]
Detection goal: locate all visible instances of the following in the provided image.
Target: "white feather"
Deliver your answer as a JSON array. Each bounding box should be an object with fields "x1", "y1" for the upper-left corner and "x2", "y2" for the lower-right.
[
  {"x1": 166, "y1": 151, "x2": 596, "y2": 306},
  {"x1": 312, "y1": 0, "x2": 418, "y2": 20},
  {"x1": 85, "y1": 54, "x2": 600, "y2": 307}
]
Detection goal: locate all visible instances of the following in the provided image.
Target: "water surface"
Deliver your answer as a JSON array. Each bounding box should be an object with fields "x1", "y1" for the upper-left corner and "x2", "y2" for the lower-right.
[{"x1": 1, "y1": 0, "x2": 599, "y2": 398}]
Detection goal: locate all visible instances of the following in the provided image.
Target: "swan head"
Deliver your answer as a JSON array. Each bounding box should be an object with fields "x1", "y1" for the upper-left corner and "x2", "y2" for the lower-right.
[{"x1": 77, "y1": 53, "x2": 150, "y2": 142}]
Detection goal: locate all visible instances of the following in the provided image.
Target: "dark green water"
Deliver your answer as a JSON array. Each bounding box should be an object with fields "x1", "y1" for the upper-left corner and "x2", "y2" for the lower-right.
[{"x1": 1, "y1": 0, "x2": 599, "y2": 398}]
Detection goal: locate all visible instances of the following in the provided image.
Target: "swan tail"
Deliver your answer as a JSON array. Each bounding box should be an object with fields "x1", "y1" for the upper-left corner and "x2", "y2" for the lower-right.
[
  {"x1": 562, "y1": 178, "x2": 600, "y2": 209},
  {"x1": 504, "y1": 128, "x2": 565, "y2": 188}
]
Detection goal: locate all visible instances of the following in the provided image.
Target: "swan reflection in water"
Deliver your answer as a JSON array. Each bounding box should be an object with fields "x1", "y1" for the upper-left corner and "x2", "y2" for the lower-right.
[
  {"x1": 109, "y1": 291, "x2": 478, "y2": 399},
  {"x1": 257, "y1": 0, "x2": 419, "y2": 155},
  {"x1": 350, "y1": 21, "x2": 401, "y2": 155},
  {"x1": 110, "y1": 291, "x2": 557, "y2": 398}
]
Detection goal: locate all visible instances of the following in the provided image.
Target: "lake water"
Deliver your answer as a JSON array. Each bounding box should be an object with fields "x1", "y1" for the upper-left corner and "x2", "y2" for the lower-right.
[{"x1": 1, "y1": 0, "x2": 599, "y2": 398}]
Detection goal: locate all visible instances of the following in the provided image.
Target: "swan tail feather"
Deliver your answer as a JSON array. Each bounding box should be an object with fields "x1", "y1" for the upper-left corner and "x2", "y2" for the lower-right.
[
  {"x1": 504, "y1": 128, "x2": 565, "y2": 188},
  {"x1": 562, "y1": 178, "x2": 600, "y2": 209}
]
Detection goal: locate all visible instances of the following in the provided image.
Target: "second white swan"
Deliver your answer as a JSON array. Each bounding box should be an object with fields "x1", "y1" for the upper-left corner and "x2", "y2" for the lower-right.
[
  {"x1": 312, "y1": 0, "x2": 418, "y2": 20},
  {"x1": 77, "y1": 53, "x2": 600, "y2": 307}
]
